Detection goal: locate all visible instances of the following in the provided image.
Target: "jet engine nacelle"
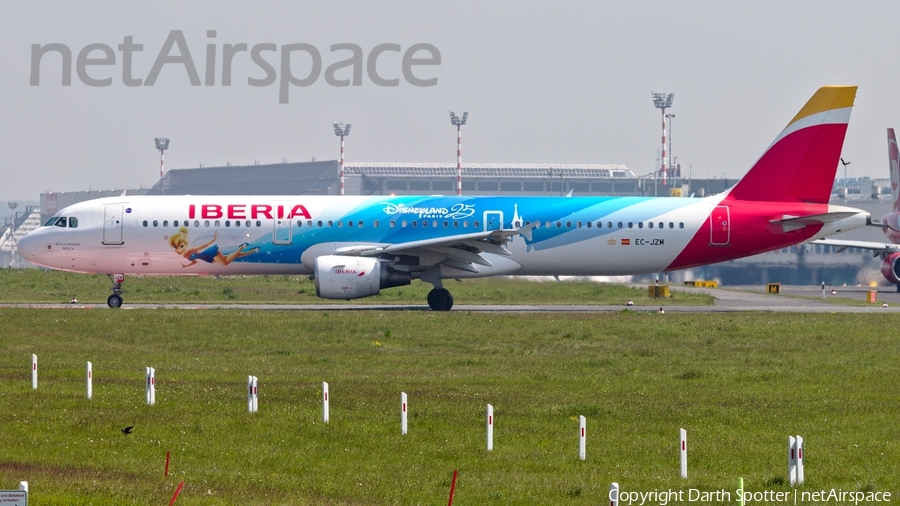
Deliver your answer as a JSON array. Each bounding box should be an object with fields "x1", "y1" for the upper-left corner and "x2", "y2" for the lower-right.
[
  {"x1": 314, "y1": 255, "x2": 410, "y2": 299},
  {"x1": 880, "y1": 252, "x2": 900, "y2": 285}
]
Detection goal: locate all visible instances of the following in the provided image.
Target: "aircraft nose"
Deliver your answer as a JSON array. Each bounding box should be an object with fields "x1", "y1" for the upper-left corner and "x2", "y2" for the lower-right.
[{"x1": 17, "y1": 230, "x2": 41, "y2": 260}]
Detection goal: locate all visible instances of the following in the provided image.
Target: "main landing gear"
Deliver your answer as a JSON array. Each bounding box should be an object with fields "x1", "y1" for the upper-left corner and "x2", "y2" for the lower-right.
[
  {"x1": 427, "y1": 288, "x2": 454, "y2": 311},
  {"x1": 422, "y1": 268, "x2": 454, "y2": 311},
  {"x1": 107, "y1": 273, "x2": 124, "y2": 308}
]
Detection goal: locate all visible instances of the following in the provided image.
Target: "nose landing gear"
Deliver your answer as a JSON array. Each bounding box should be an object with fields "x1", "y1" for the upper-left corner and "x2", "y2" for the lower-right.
[{"x1": 107, "y1": 273, "x2": 124, "y2": 308}]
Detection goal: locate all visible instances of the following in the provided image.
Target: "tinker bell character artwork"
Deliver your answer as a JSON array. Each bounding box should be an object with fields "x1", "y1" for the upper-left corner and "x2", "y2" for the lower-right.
[{"x1": 168, "y1": 226, "x2": 260, "y2": 267}]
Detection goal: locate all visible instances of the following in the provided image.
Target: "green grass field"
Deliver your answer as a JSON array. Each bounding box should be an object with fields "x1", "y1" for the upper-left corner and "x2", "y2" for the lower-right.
[
  {"x1": 0, "y1": 269, "x2": 713, "y2": 306},
  {"x1": 1, "y1": 309, "x2": 897, "y2": 505}
]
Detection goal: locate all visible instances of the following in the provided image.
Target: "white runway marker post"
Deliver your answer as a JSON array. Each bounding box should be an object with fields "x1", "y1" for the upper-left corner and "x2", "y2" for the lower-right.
[
  {"x1": 86, "y1": 361, "x2": 92, "y2": 400},
  {"x1": 247, "y1": 376, "x2": 253, "y2": 412},
  {"x1": 401, "y1": 392, "x2": 408, "y2": 435},
  {"x1": 146, "y1": 367, "x2": 156, "y2": 406},
  {"x1": 247, "y1": 376, "x2": 258, "y2": 413},
  {"x1": 788, "y1": 436, "x2": 797, "y2": 485},
  {"x1": 322, "y1": 382, "x2": 330, "y2": 423},
  {"x1": 609, "y1": 482, "x2": 619, "y2": 506},
  {"x1": 796, "y1": 435, "x2": 805, "y2": 484},
  {"x1": 486, "y1": 404, "x2": 494, "y2": 451},
  {"x1": 578, "y1": 416, "x2": 586, "y2": 460},
  {"x1": 680, "y1": 428, "x2": 687, "y2": 479},
  {"x1": 31, "y1": 354, "x2": 37, "y2": 390}
]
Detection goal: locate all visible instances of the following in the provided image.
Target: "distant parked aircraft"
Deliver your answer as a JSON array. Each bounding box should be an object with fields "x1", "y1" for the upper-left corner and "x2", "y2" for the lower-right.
[{"x1": 812, "y1": 128, "x2": 900, "y2": 290}]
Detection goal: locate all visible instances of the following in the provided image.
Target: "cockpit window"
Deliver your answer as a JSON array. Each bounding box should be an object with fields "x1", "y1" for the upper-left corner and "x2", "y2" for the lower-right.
[{"x1": 45, "y1": 216, "x2": 78, "y2": 228}]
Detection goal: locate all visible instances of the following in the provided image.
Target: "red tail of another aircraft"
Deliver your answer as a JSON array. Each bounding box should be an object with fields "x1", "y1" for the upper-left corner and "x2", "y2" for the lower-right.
[{"x1": 888, "y1": 128, "x2": 900, "y2": 213}]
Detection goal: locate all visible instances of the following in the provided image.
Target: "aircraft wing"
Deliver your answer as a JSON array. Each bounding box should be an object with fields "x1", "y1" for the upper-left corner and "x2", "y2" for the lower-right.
[
  {"x1": 809, "y1": 238, "x2": 900, "y2": 256},
  {"x1": 333, "y1": 222, "x2": 537, "y2": 273}
]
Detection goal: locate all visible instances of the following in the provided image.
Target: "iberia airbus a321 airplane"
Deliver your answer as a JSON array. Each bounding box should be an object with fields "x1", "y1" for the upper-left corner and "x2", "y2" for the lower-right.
[{"x1": 19, "y1": 86, "x2": 871, "y2": 310}]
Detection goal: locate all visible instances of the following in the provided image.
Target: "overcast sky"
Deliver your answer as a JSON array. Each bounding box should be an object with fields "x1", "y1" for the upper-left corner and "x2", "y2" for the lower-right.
[{"x1": 1, "y1": 1, "x2": 898, "y2": 201}]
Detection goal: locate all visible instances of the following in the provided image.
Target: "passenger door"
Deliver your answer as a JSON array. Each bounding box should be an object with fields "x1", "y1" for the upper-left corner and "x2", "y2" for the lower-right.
[{"x1": 102, "y1": 205, "x2": 124, "y2": 245}]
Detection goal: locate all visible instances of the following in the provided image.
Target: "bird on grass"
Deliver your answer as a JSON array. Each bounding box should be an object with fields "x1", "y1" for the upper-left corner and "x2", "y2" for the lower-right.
[{"x1": 121, "y1": 426, "x2": 134, "y2": 435}]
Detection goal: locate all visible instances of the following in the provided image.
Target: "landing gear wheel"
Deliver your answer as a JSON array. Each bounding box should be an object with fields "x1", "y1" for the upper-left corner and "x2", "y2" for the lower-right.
[
  {"x1": 107, "y1": 294, "x2": 123, "y2": 308},
  {"x1": 107, "y1": 273, "x2": 125, "y2": 308},
  {"x1": 427, "y1": 288, "x2": 454, "y2": 311}
]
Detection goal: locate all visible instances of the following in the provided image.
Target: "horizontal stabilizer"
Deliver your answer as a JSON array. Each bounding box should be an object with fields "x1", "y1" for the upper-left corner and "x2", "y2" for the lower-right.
[
  {"x1": 770, "y1": 211, "x2": 861, "y2": 232},
  {"x1": 811, "y1": 238, "x2": 899, "y2": 255}
]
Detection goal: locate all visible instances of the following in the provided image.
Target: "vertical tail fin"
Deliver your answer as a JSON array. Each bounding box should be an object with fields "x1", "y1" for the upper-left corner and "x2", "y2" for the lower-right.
[
  {"x1": 728, "y1": 86, "x2": 857, "y2": 204},
  {"x1": 889, "y1": 128, "x2": 900, "y2": 212}
]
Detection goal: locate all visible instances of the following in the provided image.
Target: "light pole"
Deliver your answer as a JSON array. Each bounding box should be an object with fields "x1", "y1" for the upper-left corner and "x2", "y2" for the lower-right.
[
  {"x1": 8, "y1": 202, "x2": 17, "y2": 268},
  {"x1": 449, "y1": 110, "x2": 468, "y2": 196},
  {"x1": 333, "y1": 123, "x2": 351, "y2": 195},
  {"x1": 665, "y1": 113, "x2": 676, "y2": 185},
  {"x1": 651, "y1": 93, "x2": 674, "y2": 186},
  {"x1": 154, "y1": 137, "x2": 170, "y2": 180}
]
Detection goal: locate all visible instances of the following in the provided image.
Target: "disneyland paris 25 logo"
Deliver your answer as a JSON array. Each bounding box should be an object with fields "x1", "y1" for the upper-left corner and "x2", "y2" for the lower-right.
[
  {"x1": 381, "y1": 202, "x2": 475, "y2": 219},
  {"x1": 29, "y1": 30, "x2": 441, "y2": 104}
]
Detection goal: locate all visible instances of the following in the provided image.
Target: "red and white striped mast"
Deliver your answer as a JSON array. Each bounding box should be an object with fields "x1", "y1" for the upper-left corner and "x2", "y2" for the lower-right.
[
  {"x1": 449, "y1": 110, "x2": 468, "y2": 196},
  {"x1": 332, "y1": 123, "x2": 351, "y2": 195},
  {"x1": 154, "y1": 137, "x2": 170, "y2": 180},
  {"x1": 651, "y1": 93, "x2": 674, "y2": 186}
]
